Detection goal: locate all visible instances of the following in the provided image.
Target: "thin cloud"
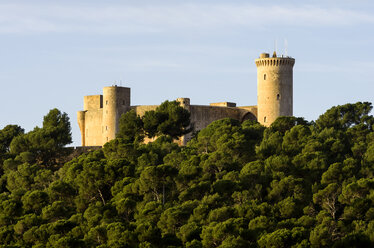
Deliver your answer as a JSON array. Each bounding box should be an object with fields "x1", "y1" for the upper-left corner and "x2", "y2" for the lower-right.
[
  {"x1": 298, "y1": 60, "x2": 374, "y2": 74},
  {"x1": 0, "y1": 3, "x2": 373, "y2": 34}
]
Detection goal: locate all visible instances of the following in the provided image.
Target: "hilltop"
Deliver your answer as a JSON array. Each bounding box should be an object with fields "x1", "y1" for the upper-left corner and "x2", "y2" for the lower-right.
[{"x1": 0, "y1": 101, "x2": 374, "y2": 247}]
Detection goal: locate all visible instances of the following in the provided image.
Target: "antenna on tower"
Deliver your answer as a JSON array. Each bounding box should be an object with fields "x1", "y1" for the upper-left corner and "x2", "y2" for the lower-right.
[{"x1": 284, "y1": 39, "x2": 288, "y2": 57}]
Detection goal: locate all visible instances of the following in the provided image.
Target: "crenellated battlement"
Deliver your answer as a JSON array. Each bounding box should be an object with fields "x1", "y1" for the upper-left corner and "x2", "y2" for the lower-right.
[{"x1": 255, "y1": 57, "x2": 295, "y2": 67}]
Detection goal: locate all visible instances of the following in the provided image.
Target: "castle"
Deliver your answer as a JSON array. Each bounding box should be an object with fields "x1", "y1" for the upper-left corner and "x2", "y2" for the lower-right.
[{"x1": 77, "y1": 52, "x2": 295, "y2": 146}]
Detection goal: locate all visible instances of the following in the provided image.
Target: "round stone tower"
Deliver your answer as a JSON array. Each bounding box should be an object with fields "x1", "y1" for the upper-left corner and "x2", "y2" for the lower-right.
[
  {"x1": 102, "y1": 86, "x2": 131, "y2": 144},
  {"x1": 255, "y1": 52, "x2": 295, "y2": 127},
  {"x1": 77, "y1": 111, "x2": 86, "y2": 146}
]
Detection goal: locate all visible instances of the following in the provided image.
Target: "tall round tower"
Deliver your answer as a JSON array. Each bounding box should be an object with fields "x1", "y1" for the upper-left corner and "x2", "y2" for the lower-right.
[{"x1": 255, "y1": 52, "x2": 295, "y2": 126}]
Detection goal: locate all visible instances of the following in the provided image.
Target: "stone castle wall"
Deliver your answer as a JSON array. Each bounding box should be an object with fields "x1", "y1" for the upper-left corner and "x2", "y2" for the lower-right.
[
  {"x1": 132, "y1": 105, "x2": 159, "y2": 116},
  {"x1": 189, "y1": 105, "x2": 255, "y2": 131},
  {"x1": 78, "y1": 95, "x2": 104, "y2": 146},
  {"x1": 77, "y1": 93, "x2": 258, "y2": 147},
  {"x1": 131, "y1": 104, "x2": 257, "y2": 145},
  {"x1": 84, "y1": 109, "x2": 103, "y2": 146}
]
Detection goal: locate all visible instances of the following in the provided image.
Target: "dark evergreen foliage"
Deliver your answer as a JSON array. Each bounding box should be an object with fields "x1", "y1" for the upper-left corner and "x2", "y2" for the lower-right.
[{"x1": 1, "y1": 102, "x2": 374, "y2": 247}]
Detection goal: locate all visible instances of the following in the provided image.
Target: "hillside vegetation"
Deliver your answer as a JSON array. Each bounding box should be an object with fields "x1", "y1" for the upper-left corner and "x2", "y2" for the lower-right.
[{"x1": 1, "y1": 102, "x2": 374, "y2": 247}]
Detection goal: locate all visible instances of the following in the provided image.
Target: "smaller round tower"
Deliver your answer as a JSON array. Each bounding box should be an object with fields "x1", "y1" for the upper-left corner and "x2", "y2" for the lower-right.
[
  {"x1": 77, "y1": 111, "x2": 86, "y2": 146},
  {"x1": 102, "y1": 86, "x2": 131, "y2": 144},
  {"x1": 255, "y1": 52, "x2": 295, "y2": 126}
]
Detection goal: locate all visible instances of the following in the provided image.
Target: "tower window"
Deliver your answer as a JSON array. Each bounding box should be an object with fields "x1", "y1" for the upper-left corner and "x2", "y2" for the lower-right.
[
  {"x1": 106, "y1": 126, "x2": 108, "y2": 131},
  {"x1": 106, "y1": 100, "x2": 108, "y2": 105},
  {"x1": 264, "y1": 116, "x2": 267, "y2": 123},
  {"x1": 277, "y1": 94, "x2": 280, "y2": 100},
  {"x1": 264, "y1": 74, "x2": 266, "y2": 80}
]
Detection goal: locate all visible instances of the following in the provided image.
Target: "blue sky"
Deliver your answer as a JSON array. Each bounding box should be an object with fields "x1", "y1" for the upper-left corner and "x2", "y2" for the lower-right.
[{"x1": 1, "y1": 0, "x2": 374, "y2": 146}]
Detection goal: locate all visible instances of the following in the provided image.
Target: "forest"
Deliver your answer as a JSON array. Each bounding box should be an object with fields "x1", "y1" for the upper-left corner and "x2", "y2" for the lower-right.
[{"x1": 0, "y1": 101, "x2": 374, "y2": 247}]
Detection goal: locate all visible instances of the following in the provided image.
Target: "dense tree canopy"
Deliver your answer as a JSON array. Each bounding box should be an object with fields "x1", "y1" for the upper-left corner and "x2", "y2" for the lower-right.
[
  {"x1": 1, "y1": 102, "x2": 374, "y2": 247},
  {"x1": 9, "y1": 108, "x2": 72, "y2": 166},
  {"x1": 142, "y1": 100, "x2": 191, "y2": 139}
]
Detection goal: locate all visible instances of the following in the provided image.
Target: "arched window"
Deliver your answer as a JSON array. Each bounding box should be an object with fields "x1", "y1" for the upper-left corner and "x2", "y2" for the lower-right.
[
  {"x1": 264, "y1": 74, "x2": 266, "y2": 80},
  {"x1": 277, "y1": 94, "x2": 280, "y2": 100},
  {"x1": 264, "y1": 116, "x2": 267, "y2": 123}
]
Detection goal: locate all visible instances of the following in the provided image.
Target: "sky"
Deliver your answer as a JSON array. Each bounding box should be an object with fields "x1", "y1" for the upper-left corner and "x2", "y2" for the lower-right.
[{"x1": 1, "y1": 0, "x2": 374, "y2": 146}]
